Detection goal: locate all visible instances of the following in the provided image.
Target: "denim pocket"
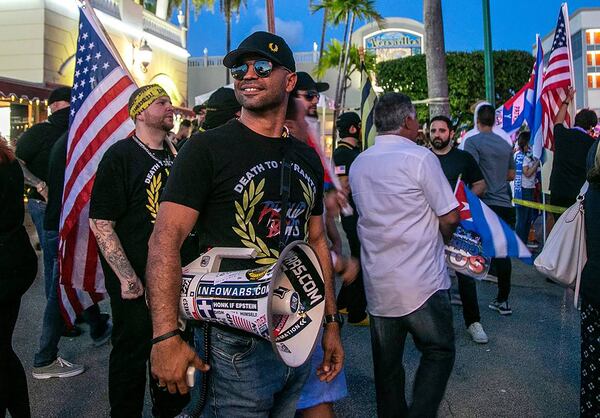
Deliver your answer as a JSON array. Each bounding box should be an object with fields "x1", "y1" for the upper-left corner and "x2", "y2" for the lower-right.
[{"x1": 211, "y1": 331, "x2": 257, "y2": 362}]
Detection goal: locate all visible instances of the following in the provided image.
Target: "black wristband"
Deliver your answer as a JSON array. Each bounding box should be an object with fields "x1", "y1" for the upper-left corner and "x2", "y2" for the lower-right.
[{"x1": 151, "y1": 329, "x2": 180, "y2": 345}]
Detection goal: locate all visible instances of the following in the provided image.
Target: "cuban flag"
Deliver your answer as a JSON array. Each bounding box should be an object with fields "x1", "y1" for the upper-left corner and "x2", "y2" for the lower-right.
[
  {"x1": 456, "y1": 181, "x2": 532, "y2": 261},
  {"x1": 530, "y1": 36, "x2": 545, "y2": 161}
]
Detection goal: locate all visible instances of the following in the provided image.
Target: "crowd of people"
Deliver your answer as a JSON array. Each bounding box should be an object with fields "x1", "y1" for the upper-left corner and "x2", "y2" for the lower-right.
[{"x1": 1, "y1": 29, "x2": 600, "y2": 418}]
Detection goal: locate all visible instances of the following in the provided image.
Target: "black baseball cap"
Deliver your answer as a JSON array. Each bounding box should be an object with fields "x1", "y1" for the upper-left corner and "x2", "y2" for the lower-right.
[
  {"x1": 193, "y1": 104, "x2": 206, "y2": 114},
  {"x1": 336, "y1": 112, "x2": 361, "y2": 131},
  {"x1": 48, "y1": 86, "x2": 71, "y2": 105},
  {"x1": 223, "y1": 31, "x2": 296, "y2": 72},
  {"x1": 295, "y1": 72, "x2": 329, "y2": 93}
]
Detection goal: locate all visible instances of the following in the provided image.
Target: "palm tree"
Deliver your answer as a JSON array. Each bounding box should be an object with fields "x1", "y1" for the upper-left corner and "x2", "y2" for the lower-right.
[
  {"x1": 423, "y1": 0, "x2": 450, "y2": 117},
  {"x1": 171, "y1": 0, "x2": 246, "y2": 84},
  {"x1": 311, "y1": 0, "x2": 383, "y2": 111},
  {"x1": 313, "y1": 40, "x2": 376, "y2": 86}
]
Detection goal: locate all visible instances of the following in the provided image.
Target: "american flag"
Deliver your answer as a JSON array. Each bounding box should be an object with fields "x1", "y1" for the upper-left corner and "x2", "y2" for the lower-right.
[
  {"x1": 58, "y1": 3, "x2": 136, "y2": 325},
  {"x1": 541, "y1": 3, "x2": 573, "y2": 152}
]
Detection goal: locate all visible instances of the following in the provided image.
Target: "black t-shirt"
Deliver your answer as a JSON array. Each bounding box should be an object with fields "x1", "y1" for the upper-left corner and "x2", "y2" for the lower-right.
[
  {"x1": 333, "y1": 141, "x2": 360, "y2": 208},
  {"x1": 89, "y1": 137, "x2": 174, "y2": 281},
  {"x1": 550, "y1": 124, "x2": 595, "y2": 200},
  {"x1": 15, "y1": 107, "x2": 69, "y2": 200},
  {"x1": 161, "y1": 119, "x2": 324, "y2": 270},
  {"x1": 44, "y1": 133, "x2": 68, "y2": 231},
  {"x1": 434, "y1": 147, "x2": 484, "y2": 190}
]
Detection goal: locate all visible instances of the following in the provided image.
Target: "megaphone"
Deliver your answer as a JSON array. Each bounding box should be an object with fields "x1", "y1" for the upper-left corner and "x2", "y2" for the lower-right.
[{"x1": 179, "y1": 240, "x2": 326, "y2": 368}]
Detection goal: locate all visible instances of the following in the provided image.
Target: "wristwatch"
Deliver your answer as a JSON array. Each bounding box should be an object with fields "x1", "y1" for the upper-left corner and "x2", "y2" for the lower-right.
[{"x1": 323, "y1": 313, "x2": 343, "y2": 327}]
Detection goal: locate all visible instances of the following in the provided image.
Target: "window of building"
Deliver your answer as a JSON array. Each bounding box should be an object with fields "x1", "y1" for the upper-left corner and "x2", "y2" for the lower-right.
[
  {"x1": 589, "y1": 73, "x2": 600, "y2": 89},
  {"x1": 587, "y1": 30, "x2": 600, "y2": 45}
]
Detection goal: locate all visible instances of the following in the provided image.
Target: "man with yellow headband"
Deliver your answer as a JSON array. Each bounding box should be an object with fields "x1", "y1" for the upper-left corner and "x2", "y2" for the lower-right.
[{"x1": 89, "y1": 84, "x2": 177, "y2": 417}]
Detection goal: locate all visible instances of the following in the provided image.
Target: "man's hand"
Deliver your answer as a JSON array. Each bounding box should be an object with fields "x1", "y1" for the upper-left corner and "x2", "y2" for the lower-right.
[
  {"x1": 120, "y1": 276, "x2": 144, "y2": 299},
  {"x1": 317, "y1": 323, "x2": 344, "y2": 382},
  {"x1": 564, "y1": 86, "x2": 576, "y2": 104},
  {"x1": 151, "y1": 336, "x2": 209, "y2": 395}
]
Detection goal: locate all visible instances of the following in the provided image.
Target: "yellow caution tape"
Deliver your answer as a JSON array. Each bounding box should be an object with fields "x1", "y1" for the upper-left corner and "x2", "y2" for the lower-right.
[{"x1": 512, "y1": 198, "x2": 567, "y2": 214}]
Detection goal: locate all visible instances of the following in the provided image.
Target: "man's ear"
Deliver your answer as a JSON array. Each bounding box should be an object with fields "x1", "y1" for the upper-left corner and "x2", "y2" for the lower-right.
[
  {"x1": 349, "y1": 125, "x2": 357, "y2": 134},
  {"x1": 285, "y1": 72, "x2": 297, "y2": 93}
]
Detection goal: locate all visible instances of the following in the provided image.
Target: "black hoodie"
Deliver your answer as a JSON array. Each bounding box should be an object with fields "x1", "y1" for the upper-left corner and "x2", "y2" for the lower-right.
[{"x1": 15, "y1": 107, "x2": 70, "y2": 200}]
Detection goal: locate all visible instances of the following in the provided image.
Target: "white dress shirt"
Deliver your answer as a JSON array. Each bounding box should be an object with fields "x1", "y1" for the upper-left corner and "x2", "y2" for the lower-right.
[{"x1": 349, "y1": 134, "x2": 459, "y2": 317}]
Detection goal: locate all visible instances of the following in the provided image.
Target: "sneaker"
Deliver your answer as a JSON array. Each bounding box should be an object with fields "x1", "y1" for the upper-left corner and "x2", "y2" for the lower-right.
[
  {"x1": 32, "y1": 357, "x2": 85, "y2": 379},
  {"x1": 62, "y1": 325, "x2": 82, "y2": 338},
  {"x1": 467, "y1": 322, "x2": 489, "y2": 343},
  {"x1": 93, "y1": 320, "x2": 113, "y2": 347},
  {"x1": 488, "y1": 299, "x2": 512, "y2": 315}
]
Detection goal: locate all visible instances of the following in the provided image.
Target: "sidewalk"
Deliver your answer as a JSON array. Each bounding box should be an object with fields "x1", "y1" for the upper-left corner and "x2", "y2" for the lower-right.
[{"x1": 13, "y1": 218, "x2": 580, "y2": 417}]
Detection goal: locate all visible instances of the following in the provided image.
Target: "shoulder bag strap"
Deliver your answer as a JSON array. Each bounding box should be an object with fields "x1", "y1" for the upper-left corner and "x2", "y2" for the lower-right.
[{"x1": 279, "y1": 136, "x2": 293, "y2": 251}]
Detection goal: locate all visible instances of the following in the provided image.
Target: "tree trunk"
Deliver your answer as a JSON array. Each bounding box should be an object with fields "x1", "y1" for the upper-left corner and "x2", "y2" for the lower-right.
[
  {"x1": 340, "y1": 13, "x2": 356, "y2": 109},
  {"x1": 423, "y1": 0, "x2": 450, "y2": 118},
  {"x1": 334, "y1": 12, "x2": 350, "y2": 111},
  {"x1": 319, "y1": 9, "x2": 328, "y2": 62},
  {"x1": 226, "y1": 12, "x2": 231, "y2": 84},
  {"x1": 265, "y1": 0, "x2": 275, "y2": 33}
]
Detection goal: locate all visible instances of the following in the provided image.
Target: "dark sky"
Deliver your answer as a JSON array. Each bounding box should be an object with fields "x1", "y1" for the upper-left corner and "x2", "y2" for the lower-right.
[{"x1": 174, "y1": 0, "x2": 595, "y2": 57}]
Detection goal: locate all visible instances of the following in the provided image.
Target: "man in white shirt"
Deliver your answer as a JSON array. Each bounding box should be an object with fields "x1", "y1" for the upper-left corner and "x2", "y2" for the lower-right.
[{"x1": 349, "y1": 93, "x2": 460, "y2": 417}]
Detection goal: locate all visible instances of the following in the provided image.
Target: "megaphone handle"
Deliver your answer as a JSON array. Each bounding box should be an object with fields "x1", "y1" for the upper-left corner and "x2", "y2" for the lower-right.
[{"x1": 186, "y1": 366, "x2": 195, "y2": 387}]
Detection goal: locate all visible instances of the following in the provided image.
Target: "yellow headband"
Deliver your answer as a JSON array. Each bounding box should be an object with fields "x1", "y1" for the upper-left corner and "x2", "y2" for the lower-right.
[{"x1": 128, "y1": 84, "x2": 169, "y2": 120}]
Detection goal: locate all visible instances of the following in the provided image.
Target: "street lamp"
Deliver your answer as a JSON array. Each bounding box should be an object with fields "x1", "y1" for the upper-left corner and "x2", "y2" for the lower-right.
[{"x1": 138, "y1": 40, "x2": 153, "y2": 73}]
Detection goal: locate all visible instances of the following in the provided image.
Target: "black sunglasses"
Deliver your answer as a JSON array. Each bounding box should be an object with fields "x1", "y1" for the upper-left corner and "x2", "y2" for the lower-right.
[
  {"x1": 296, "y1": 91, "x2": 320, "y2": 101},
  {"x1": 230, "y1": 60, "x2": 274, "y2": 80}
]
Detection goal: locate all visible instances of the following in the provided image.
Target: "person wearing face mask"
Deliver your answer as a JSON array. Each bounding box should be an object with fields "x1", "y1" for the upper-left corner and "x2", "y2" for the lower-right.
[{"x1": 429, "y1": 115, "x2": 489, "y2": 344}]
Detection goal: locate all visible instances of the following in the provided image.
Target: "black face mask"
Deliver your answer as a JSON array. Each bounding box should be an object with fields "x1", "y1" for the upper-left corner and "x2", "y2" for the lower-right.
[{"x1": 338, "y1": 126, "x2": 360, "y2": 141}]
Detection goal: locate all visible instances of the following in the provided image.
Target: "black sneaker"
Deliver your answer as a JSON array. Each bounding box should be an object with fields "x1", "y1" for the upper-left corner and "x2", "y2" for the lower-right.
[
  {"x1": 62, "y1": 325, "x2": 82, "y2": 338},
  {"x1": 488, "y1": 299, "x2": 512, "y2": 315}
]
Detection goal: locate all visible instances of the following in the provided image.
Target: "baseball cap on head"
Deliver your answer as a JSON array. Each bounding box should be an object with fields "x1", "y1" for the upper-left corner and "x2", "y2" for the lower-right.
[
  {"x1": 336, "y1": 112, "x2": 361, "y2": 131},
  {"x1": 48, "y1": 86, "x2": 71, "y2": 105},
  {"x1": 294, "y1": 72, "x2": 329, "y2": 93},
  {"x1": 223, "y1": 31, "x2": 296, "y2": 72}
]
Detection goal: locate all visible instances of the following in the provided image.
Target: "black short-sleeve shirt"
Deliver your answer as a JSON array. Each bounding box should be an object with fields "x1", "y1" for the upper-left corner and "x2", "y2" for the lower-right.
[
  {"x1": 89, "y1": 137, "x2": 174, "y2": 281},
  {"x1": 161, "y1": 119, "x2": 324, "y2": 270},
  {"x1": 550, "y1": 124, "x2": 595, "y2": 200},
  {"x1": 435, "y1": 147, "x2": 484, "y2": 190}
]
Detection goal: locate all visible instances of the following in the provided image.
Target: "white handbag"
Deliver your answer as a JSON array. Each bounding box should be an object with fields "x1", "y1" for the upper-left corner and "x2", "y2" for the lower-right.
[{"x1": 534, "y1": 193, "x2": 587, "y2": 307}]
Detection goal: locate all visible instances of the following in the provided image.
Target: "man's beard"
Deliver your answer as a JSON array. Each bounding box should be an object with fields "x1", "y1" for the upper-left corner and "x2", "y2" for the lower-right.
[
  {"x1": 146, "y1": 116, "x2": 174, "y2": 132},
  {"x1": 235, "y1": 88, "x2": 286, "y2": 113},
  {"x1": 431, "y1": 137, "x2": 451, "y2": 150}
]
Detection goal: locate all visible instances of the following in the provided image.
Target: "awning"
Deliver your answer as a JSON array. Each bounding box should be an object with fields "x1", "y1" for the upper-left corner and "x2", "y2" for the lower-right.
[{"x1": 0, "y1": 76, "x2": 60, "y2": 102}]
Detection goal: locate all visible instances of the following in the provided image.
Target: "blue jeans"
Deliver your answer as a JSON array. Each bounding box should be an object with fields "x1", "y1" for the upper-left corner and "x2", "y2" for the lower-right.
[
  {"x1": 195, "y1": 325, "x2": 310, "y2": 417},
  {"x1": 515, "y1": 188, "x2": 536, "y2": 245},
  {"x1": 34, "y1": 230, "x2": 107, "y2": 367},
  {"x1": 370, "y1": 289, "x2": 455, "y2": 418},
  {"x1": 27, "y1": 199, "x2": 53, "y2": 297},
  {"x1": 34, "y1": 230, "x2": 63, "y2": 367}
]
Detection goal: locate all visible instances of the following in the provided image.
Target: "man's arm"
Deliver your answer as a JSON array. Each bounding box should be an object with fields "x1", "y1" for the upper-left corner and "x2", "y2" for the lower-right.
[
  {"x1": 554, "y1": 86, "x2": 575, "y2": 125},
  {"x1": 438, "y1": 208, "x2": 460, "y2": 244},
  {"x1": 307, "y1": 215, "x2": 344, "y2": 383},
  {"x1": 89, "y1": 219, "x2": 143, "y2": 299},
  {"x1": 506, "y1": 169, "x2": 516, "y2": 181},
  {"x1": 470, "y1": 179, "x2": 487, "y2": 197},
  {"x1": 147, "y1": 202, "x2": 208, "y2": 394}
]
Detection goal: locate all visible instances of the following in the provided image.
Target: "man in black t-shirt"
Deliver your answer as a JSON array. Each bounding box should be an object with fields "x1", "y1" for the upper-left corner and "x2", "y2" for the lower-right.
[
  {"x1": 332, "y1": 111, "x2": 368, "y2": 325},
  {"x1": 550, "y1": 87, "x2": 597, "y2": 211},
  {"x1": 89, "y1": 84, "x2": 178, "y2": 417},
  {"x1": 430, "y1": 115, "x2": 489, "y2": 344},
  {"x1": 146, "y1": 32, "x2": 343, "y2": 416}
]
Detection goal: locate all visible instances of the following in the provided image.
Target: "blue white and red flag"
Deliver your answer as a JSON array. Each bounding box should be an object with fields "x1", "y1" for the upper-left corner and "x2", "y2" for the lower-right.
[
  {"x1": 58, "y1": 3, "x2": 136, "y2": 325},
  {"x1": 455, "y1": 181, "x2": 531, "y2": 260},
  {"x1": 530, "y1": 36, "x2": 545, "y2": 160}
]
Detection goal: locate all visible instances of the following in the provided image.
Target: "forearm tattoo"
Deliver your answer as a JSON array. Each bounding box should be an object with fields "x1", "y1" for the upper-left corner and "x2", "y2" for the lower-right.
[{"x1": 90, "y1": 219, "x2": 137, "y2": 283}]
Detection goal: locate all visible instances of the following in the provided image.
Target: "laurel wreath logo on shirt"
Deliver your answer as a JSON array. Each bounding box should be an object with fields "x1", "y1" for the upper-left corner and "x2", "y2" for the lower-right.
[
  {"x1": 146, "y1": 171, "x2": 167, "y2": 223},
  {"x1": 299, "y1": 179, "x2": 315, "y2": 237},
  {"x1": 232, "y1": 178, "x2": 280, "y2": 265}
]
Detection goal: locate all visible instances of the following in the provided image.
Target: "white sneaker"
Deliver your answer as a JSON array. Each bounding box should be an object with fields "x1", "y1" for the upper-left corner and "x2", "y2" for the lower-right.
[
  {"x1": 32, "y1": 357, "x2": 85, "y2": 379},
  {"x1": 467, "y1": 322, "x2": 489, "y2": 344}
]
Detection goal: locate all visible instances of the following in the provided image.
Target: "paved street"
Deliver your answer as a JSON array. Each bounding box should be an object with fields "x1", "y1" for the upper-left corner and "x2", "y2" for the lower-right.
[{"x1": 13, "y1": 217, "x2": 580, "y2": 417}]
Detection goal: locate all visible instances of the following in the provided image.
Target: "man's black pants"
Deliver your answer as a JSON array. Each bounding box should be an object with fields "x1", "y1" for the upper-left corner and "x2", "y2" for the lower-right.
[
  {"x1": 106, "y1": 275, "x2": 152, "y2": 418},
  {"x1": 489, "y1": 205, "x2": 515, "y2": 302},
  {"x1": 337, "y1": 213, "x2": 367, "y2": 323}
]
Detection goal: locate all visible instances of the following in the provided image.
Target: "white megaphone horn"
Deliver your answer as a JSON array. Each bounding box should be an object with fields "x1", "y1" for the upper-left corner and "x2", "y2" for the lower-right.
[{"x1": 179, "y1": 241, "x2": 326, "y2": 371}]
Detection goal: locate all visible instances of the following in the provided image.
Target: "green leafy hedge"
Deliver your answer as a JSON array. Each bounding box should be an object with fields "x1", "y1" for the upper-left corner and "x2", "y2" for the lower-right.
[{"x1": 376, "y1": 50, "x2": 534, "y2": 127}]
